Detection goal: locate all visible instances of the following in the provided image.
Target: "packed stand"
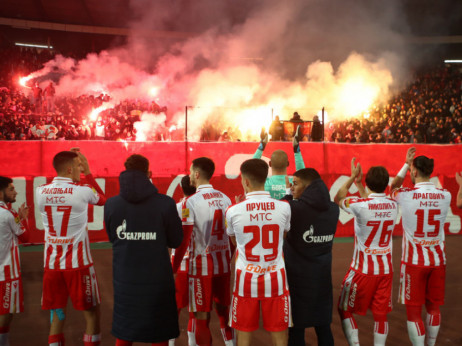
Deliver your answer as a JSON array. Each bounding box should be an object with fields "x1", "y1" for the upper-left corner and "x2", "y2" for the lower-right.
[{"x1": 1, "y1": 44, "x2": 461, "y2": 143}]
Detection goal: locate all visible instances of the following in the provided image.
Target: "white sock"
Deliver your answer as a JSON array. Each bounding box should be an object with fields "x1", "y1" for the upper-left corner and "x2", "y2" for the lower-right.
[
  {"x1": 341, "y1": 318, "x2": 360, "y2": 345},
  {"x1": 187, "y1": 331, "x2": 197, "y2": 346},
  {"x1": 373, "y1": 321, "x2": 388, "y2": 346},
  {"x1": 0, "y1": 333, "x2": 9, "y2": 346},
  {"x1": 425, "y1": 314, "x2": 440, "y2": 346},
  {"x1": 168, "y1": 339, "x2": 175, "y2": 346},
  {"x1": 407, "y1": 321, "x2": 425, "y2": 346}
]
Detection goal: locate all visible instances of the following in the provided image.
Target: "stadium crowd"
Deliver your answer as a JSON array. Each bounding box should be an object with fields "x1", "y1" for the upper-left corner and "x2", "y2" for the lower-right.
[{"x1": 1, "y1": 45, "x2": 462, "y2": 143}]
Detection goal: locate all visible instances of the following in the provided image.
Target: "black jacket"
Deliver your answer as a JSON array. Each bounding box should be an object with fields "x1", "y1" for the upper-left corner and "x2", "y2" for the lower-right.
[
  {"x1": 283, "y1": 179, "x2": 339, "y2": 327},
  {"x1": 104, "y1": 170, "x2": 183, "y2": 343}
]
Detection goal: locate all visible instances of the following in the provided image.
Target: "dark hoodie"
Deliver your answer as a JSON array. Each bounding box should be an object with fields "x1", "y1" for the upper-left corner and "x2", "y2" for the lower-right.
[
  {"x1": 104, "y1": 170, "x2": 183, "y2": 343},
  {"x1": 282, "y1": 178, "x2": 339, "y2": 327}
]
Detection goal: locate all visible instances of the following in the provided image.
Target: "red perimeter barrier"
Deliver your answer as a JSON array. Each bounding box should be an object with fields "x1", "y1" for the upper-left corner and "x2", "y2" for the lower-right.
[{"x1": 1, "y1": 141, "x2": 461, "y2": 243}]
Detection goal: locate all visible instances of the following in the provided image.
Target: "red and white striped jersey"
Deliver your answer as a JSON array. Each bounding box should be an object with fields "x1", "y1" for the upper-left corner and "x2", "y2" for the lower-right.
[
  {"x1": 391, "y1": 182, "x2": 451, "y2": 267},
  {"x1": 171, "y1": 200, "x2": 189, "y2": 273},
  {"x1": 36, "y1": 176, "x2": 104, "y2": 270},
  {"x1": 225, "y1": 191, "x2": 291, "y2": 298},
  {"x1": 0, "y1": 202, "x2": 26, "y2": 281},
  {"x1": 182, "y1": 184, "x2": 232, "y2": 277},
  {"x1": 341, "y1": 193, "x2": 398, "y2": 275}
]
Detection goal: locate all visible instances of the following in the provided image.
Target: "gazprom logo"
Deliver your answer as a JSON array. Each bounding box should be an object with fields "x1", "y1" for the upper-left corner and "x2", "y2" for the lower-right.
[{"x1": 116, "y1": 219, "x2": 156, "y2": 240}]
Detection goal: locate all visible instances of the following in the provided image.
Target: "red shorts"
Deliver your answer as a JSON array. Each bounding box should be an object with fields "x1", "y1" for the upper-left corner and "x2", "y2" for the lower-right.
[
  {"x1": 229, "y1": 293, "x2": 291, "y2": 332},
  {"x1": 189, "y1": 274, "x2": 231, "y2": 312},
  {"x1": 42, "y1": 265, "x2": 101, "y2": 311},
  {"x1": 175, "y1": 271, "x2": 189, "y2": 309},
  {"x1": 338, "y1": 269, "x2": 392, "y2": 315},
  {"x1": 0, "y1": 278, "x2": 24, "y2": 314},
  {"x1": 398, "y1": 264, "x2": 445, "y2": 306}
]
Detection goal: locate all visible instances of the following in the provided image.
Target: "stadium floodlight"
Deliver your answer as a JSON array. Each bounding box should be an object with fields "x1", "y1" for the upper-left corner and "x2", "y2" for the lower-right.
[
  {"x1": 444, "y1": 59, "x2": 462, "y2": 64},
  {"x1": 15, "y1": 42, "x2": 53, "y2": 49}
]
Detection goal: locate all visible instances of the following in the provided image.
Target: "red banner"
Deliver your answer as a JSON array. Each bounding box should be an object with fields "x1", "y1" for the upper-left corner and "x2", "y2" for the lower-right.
[{"x1": 1, "y1": 141, "x2": 461, "y2": 243}]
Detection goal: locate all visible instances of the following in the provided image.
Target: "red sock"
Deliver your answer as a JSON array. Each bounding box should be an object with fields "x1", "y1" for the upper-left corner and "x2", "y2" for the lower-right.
[
  {"x1": 373, "y1": 313, "x2": 388, "y2": 334},
  {"x1": 425, "y1": 301, "x2": 441, "y2": 326},
  {"x1": 49, "y1": 333, "x2": 65, "y2": 346},
  {"x1": 83, "y1": 333, "x2": 101, "y2": 346},
  {"x1": 195, "y1": 318, "x2": 212, "y2": 346},
  {"x1": 0, "y1": 326, "x2": 9, "y2": 334},
  {"x1": 188, "y1": 312, "x2": 196, "y2": 333},
  {"x1": 215, "y1": 305, "x2": 234, "y2": 341},
  {"x1": 151, "y1": 342, "x2": 168, "y2": 346},
  {"x1": 115, "y1": 338, "x2": 132, "y2": 346},
  {"x1": 339, "y1": 310, "x2": 358, "y2": 328}
]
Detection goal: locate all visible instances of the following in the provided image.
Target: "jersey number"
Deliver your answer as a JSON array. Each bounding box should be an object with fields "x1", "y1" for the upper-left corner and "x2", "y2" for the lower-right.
[
  {"x1": 45, "y1": 205, "x2": 72, "y2": 237},
  {"x1": 211, "y1": 209, "x2": 224, "y2": 240},
  {"x1": 365, "y1": 220, "x2": 394, "y2": 247},
  {"x1": 243, "y1": 224, "x2": 279, "y2": 262},
  {"x1": 414, "y1": 209, "x2": 440, "y2": 237}
]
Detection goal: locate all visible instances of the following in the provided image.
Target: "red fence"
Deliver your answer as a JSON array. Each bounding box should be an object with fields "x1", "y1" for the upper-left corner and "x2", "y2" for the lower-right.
[{"x1": 1, "y1": 141, "x2": 461, "y2": 243}]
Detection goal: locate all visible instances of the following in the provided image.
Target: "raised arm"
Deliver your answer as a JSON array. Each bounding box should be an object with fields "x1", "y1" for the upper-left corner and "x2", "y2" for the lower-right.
[
  {"x1": 334, "y1": 157, "x2": 361, "y2": 205},
  {"x1": 354, "y1": 164, "x2": 368, "y2": 198},
  {"x1": 390, "y1": 147, "x2": 416, "y2": 191},
  {"x1": 253, "y1": 129, "x2": 268, "y2": 159},
  {"x1": 456, "y1": 172, "x2": 462, "y2": 209},
  {"x1": 293, "y1": 125, "x2": 305, "y2": 170},
  {"x1": 73, "y1": 148, "x2": 106, "y2": 205}
]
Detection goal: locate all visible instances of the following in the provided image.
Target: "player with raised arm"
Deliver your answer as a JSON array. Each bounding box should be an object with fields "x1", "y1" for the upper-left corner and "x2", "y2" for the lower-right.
[
  {"x1": 390, "y1": 148, "x2": 451, "y2": 346},
  {"x1": 0, "y1": 177, "x2": 29, "y2": 346},
  {"x1": 36, "y1": 149, "x2": 106, "y2": 346},
  {"x1": 253, "y1": 126, "x2": 305, "y2": 199},
  {"x1": 226, "y1": 159, "x2": 291, "y2": 346},
  {"x1": 455, "y1": 172, "x2": 462, "y2": 208},
  {"x1": 335, "y1": 159, "x2": 398, "y2": 346},
  {"x1": 172, "y1": 157, "x2": 235, "y2": 346},
  {"x1": 170, "y1": 175, "x2": 197, "y2": 346}
]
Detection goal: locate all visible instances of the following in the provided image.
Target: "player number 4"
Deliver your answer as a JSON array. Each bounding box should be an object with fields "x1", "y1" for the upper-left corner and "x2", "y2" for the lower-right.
[{"x1": 211, "y1": 209, "x2": 225, "y2": 240}]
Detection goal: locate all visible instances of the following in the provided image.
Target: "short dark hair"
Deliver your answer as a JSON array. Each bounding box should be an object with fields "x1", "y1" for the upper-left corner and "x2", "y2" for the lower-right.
[
  {"x1": 365, "y1": 166, "x2": 389, "y2": 193},
  {"x1": 0, "y1": 176, "x2": 13, "y2": 191},
  {"x1": 53, "y1": 151, "x2": 78, "y2": 173},
  {"x1": 240, "y1": 159, "x2": 269, "y2": 185},
  {"x1": 413, "y1": 156, "x2": 434, "y2": 177},
  {"x1": 181, "y1": 175, "x2": 196, "y2": 197},
  {"x1": 124, "y1": 154, "x2": 149, "y2": 173},
  {"x1": 192, "y1": 157, "x2": 215, "y2": 180},
  {"x1": 293, "y1": 168, "x2": 321, "y2": 185}
]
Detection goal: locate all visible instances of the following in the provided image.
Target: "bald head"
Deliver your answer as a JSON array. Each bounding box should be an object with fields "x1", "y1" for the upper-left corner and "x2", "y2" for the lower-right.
[{"x1": 270, "y1": 150, "x2": 289, "y2": 174}]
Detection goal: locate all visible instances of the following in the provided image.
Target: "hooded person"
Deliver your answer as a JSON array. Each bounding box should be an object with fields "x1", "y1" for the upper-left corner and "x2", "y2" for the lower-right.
[
  {"x1": 282, "y1": 168, "x2": 339, "y2": 346},
  {"x1": 104, "y1": 154, "x2": 183, "y2": 346}
]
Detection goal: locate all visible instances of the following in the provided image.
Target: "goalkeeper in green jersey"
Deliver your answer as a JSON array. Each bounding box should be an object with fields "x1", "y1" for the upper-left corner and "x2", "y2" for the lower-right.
[{"x1": 253, "y1": 125, "x2": 305, "y2": 199}]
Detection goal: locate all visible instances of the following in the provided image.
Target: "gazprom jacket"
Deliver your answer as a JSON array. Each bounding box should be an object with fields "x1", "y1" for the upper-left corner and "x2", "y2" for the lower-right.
[
  {"x1": 283, "y1": 178, "x2": 339, "y2": 327},
  {"x1": 104, "y1": 169, "x2": 183, "y2": 343}
]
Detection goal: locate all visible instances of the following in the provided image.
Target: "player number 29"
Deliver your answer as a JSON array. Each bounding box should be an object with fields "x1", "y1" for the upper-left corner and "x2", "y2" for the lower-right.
[{"x1": 243, "y1": 224, "x2": 279, "y2": 262}]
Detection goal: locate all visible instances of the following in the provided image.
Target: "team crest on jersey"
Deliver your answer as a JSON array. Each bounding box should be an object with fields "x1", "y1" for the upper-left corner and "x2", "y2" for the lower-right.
[
  {"x1": 182, "y1": 208, "x2": 190, "y2": 218},
  {"x1": 14, "y1": 215, "x2": 20, "y2": 224}
]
